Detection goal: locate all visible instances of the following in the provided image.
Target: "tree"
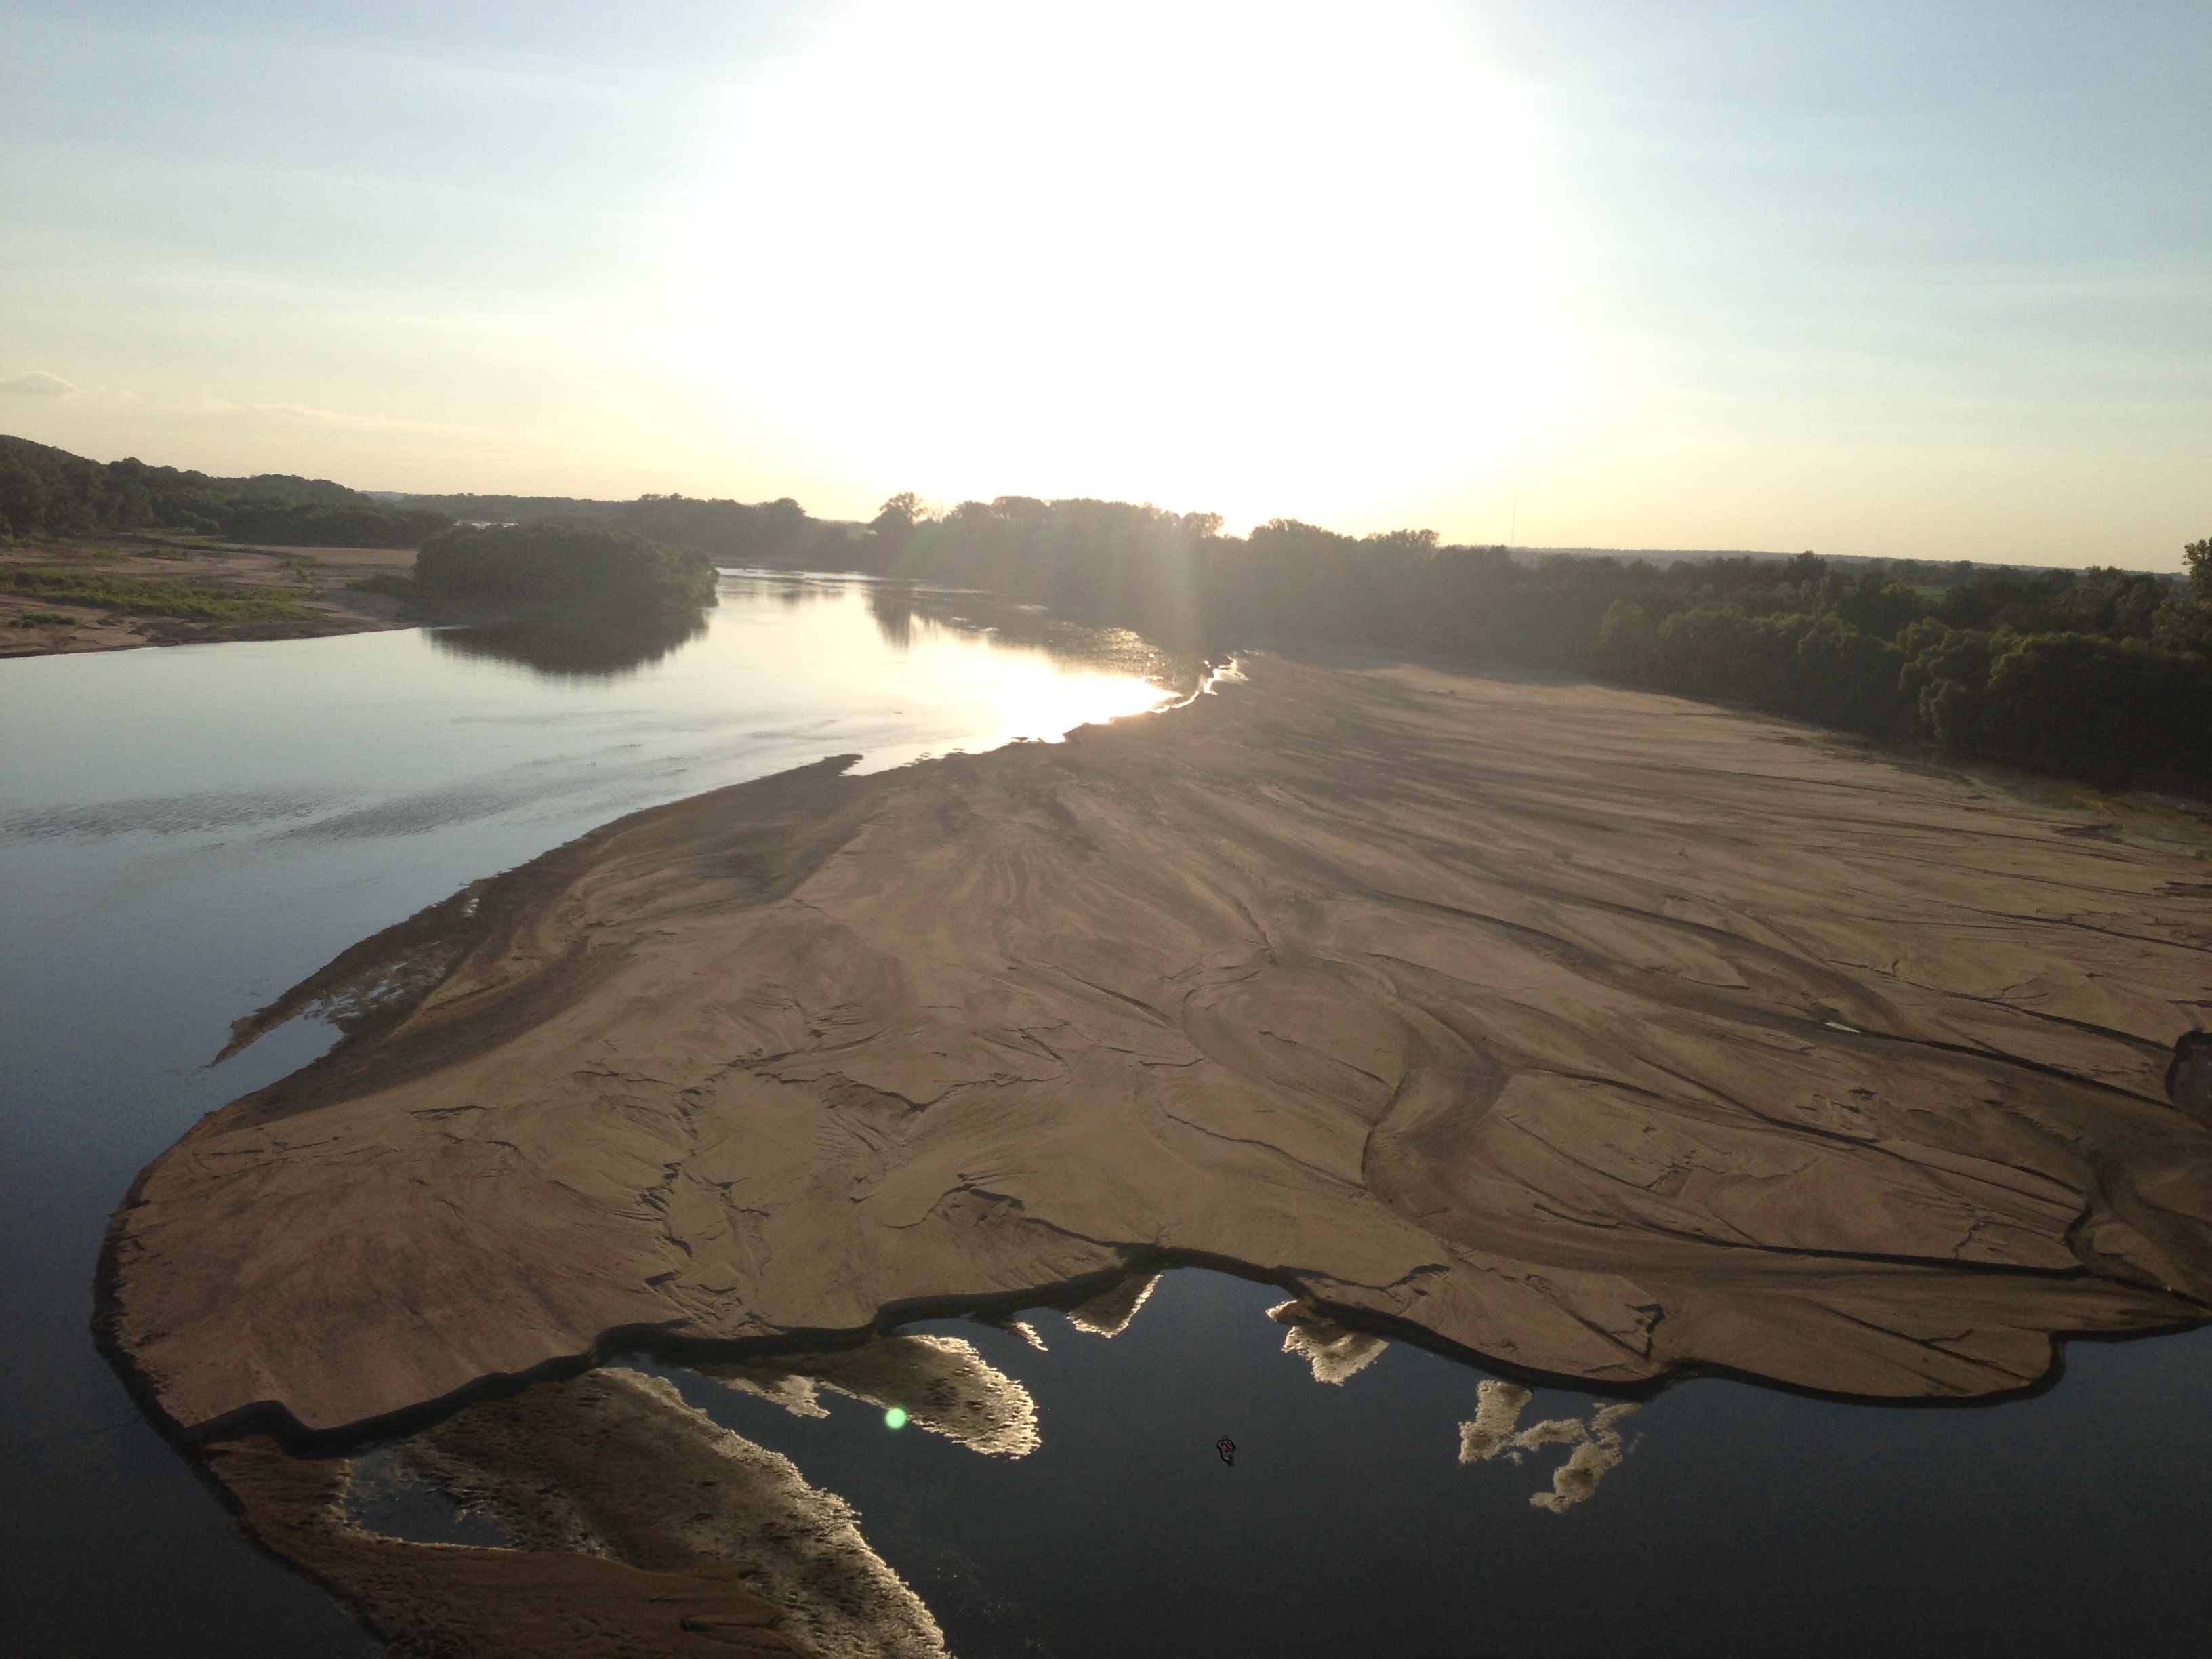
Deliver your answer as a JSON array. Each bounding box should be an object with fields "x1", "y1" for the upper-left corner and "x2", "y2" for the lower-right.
[
  {"x1": 2186, "y1": 537, "x2": 2212, "y2": 600},
  {"x1": 872, "y1": 492, "x2": 928, "y2": 532}
]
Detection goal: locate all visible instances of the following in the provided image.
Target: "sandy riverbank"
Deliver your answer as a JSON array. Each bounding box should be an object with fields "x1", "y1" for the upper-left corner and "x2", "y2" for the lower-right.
[
  {"x1": 0, "y1": 535, "x2": 413, "y2": 656},
  {"x1": 100, "y1": 651, "x2": 2212, "y2": 1442}
]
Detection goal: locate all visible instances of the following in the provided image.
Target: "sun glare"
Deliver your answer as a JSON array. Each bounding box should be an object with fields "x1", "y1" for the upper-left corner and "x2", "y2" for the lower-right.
[{"x1": 682, "y1": 1, "x2": 1568, "y2": 533}]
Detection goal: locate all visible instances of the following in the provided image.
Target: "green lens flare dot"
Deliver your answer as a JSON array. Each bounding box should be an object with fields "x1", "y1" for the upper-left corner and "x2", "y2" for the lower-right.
[{"x1": 884, "y1": 1407, "x2": 908, "y2": 1430}]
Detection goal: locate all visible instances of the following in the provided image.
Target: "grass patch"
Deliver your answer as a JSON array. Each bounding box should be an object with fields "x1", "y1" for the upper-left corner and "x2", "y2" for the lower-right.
[
  {"x1": 4, "y1": 568, "x2": 316, "y2": 623},
  {"x1": 12, "y1": 610, "x2": 81, "y2": 627}
]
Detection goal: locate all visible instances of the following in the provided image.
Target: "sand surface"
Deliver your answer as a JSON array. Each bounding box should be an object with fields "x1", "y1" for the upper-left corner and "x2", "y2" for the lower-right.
[
  {"x1": 1, "y1": 535, "x2": 410, "y2": 656},
  {"x1": 103, "y1": 655, "x2": 2212, "y2": 1439}
]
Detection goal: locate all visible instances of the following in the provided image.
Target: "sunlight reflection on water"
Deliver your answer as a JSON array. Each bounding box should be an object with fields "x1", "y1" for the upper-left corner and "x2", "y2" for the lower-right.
[{"x1": 0, "y1": 571, "x2": 1186, "y2": 848}]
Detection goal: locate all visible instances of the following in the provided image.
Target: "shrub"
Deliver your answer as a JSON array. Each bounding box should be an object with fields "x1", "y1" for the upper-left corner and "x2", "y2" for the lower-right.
[{"x1": 413, "y1": 521, "x2": 716, "y2": 612}]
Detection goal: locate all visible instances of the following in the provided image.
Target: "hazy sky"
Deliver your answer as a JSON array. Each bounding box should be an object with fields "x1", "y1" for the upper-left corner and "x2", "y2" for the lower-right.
[{"x1": 4, "y1": 1, "x2": 2206, "y2": 565}]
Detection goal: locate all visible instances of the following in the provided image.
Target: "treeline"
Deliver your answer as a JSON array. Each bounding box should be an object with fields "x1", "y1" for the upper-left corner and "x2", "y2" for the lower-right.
[
  {"x1": 617, "y1": 494, "x2": 861, "y2": 567},
  {"x1": 3, "y1": 436, "x2": 863, "y2": 565},
  {"x1": 375, "y1": 491, "x2": 629, "y2": 524},
  {"x1": 414, "y1": 522, "x2": 716, "y2": 613},
  {"x1": 0, "y1": 436, "x2": 448, "y2": 546},
  {"x1": 382, "y1": 490, "x2": 865, "y2": 568},
  {"x1": 213, "y1": 499, "x2": 451, "y2": 546},
  {"x1": 1, "y1": 435, "x2": 869, "y2": 564},
  {"x1": 867, "y1": 495, "x2": 2212, "y2": 782}
]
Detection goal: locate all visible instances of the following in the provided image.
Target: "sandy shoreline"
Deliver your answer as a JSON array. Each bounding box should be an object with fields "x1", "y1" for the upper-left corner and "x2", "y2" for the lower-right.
[
  {"x1": 0, "y1": 536, "x2": 412, "y2": 656},
  {"x1": 100, "y1": 651, "x2": 2212, "y2": 1450}
]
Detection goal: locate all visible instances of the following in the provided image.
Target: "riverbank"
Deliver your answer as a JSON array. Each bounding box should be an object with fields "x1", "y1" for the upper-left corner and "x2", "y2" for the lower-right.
[
  {"x1": 0, "y1": 535, "x2": 413, "y2": 656},
  {"x1": 104, "y1": 651, "x2": 2212, "y2": 1443}
]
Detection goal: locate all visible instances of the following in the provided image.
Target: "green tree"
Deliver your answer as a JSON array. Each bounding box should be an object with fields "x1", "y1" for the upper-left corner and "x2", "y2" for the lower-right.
[
  {"x1": 872, "y1": 492, "x2": 927, "y2": 532},
  {"x1": 2186, "y1": 537, "x2": 2212, "y2": 599}
]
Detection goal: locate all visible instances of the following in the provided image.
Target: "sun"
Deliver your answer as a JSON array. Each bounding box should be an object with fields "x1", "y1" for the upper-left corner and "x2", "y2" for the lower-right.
[{"x1": 676, "y1": 1, "x2": 1571, "y2": 535}]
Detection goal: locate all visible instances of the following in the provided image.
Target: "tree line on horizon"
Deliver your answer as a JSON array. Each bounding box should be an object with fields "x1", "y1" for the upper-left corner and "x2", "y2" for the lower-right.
[
  {"x1": 861, "y1": 493, "x2": 2212, "y2": 784},
  {"x1": 9, "y1": 432, "x2": 2209, "y2": 783},
  {"x1": 0, "y1": 434, "x2": 449, "y2": 547},
  {"x1": 0, "y1": 435, "x2": 867, "y2": 565}
]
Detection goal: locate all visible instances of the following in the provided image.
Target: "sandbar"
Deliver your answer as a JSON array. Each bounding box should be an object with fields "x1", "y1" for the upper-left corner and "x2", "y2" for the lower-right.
[{"x1": 102, "y1": 654, "x2": 2212, "y2": 1441}]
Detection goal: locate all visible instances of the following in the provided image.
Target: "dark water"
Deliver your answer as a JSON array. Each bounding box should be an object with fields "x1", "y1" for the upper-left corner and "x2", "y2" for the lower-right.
[
  {"x1": 2, "y1": 575, "x2": 2209, "y2": 1657},
  {"x1": 634, "y1": 1274, "x2": 2212, "y2": 1658}
]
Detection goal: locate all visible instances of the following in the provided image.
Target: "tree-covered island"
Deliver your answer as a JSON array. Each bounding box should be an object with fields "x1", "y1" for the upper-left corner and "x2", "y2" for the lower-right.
[{"x1": 412, "y1": 521, "x2": 718, "y2": 613}]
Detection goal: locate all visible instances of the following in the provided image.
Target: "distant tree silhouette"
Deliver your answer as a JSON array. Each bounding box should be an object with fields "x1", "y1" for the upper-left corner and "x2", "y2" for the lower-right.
[
  {"x1": 876, "y1": 497, "x2": 2212, "y2": 783},
  {"x1": 0, "y1": 434, "x2": 449, "y2": 545}
]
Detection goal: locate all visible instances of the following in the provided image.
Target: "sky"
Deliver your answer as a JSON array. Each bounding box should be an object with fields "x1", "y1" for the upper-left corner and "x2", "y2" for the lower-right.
[{"x1": 3, "y1": 1, "x2": 2206, "y2": 566}]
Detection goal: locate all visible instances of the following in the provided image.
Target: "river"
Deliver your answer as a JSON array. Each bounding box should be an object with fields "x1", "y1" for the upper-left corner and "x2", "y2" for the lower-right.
[{"x1": 2, "y1": 572, "x2": 2207, "y2": 1657}]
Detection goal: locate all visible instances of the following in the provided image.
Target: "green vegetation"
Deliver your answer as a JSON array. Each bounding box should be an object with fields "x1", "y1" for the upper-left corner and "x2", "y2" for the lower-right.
[
  {"x1": 0, "y1": 435, "x2": 450, "y2": 546},
  {"x1": 618, "y1": 493, "x2": 860, "y2": 567},
  {"x1": 876, "y1": 497, "x2": 2212, "y2": 783},
  {"x1": 380, "y1": 489, "x2": 863, "y2": 567},
  {"x1": 214, "y1": 499, "x2": 447, "y2": 546},
  {"x1": 3, "y1": 567, "x2": 316, "y2": 623},
  {"x1": 413, "y1": 521, "x2": 716, "y2": 613},
  {"x1": 12, "y1": 610, "x2": 80, "y2": 627}
]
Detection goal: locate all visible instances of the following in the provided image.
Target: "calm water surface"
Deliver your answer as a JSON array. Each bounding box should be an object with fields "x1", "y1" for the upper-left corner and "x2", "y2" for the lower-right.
[{"x1": 1, "y1": 574, "x2": 2207, "y2": 1657}]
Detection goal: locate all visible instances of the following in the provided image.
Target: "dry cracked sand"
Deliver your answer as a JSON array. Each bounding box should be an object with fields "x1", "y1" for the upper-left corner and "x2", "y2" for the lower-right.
[{"x1": 94, "y1": 652, "x2": 2212, "y2": 1647}]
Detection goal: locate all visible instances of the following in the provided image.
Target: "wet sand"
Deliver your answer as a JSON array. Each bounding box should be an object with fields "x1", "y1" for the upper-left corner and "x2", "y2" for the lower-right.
[{"x1": 102, "y1": 653, "x2": 2212, "y2": 1446}]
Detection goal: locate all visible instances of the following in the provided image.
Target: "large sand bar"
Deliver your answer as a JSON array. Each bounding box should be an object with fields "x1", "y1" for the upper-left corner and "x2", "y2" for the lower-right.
[{"x1": 103, "y1": 656, "x2": 2212, "y2": 1433}]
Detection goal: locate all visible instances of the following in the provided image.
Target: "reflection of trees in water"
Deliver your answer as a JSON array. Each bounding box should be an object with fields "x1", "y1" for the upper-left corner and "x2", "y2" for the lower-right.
[
  {"x1": 720, "y1": 572, "x2": 839, "y2": 611},
  {"x1": 1457, "y1": 1380, "x2": 1641, "y2": 1513},
  {"x1": 424, "y1": 574, "x2": 1203, "y2": 689},
  {"x1": 1269, "y1": 1300, "x2": 1387, "y2": 1385},
  {"x1": 429, "y1": 606, "x2": 710, "y2": 679},
  {"x1": 867, "y1": 578, "x2": 1203, "y2": 692},
  {"x1": 869, "y1": 579, "x2": 916, "y2": 651},
  {"x1": 700, "y1": 1332, "x2": 1040, "y2": 1458}
]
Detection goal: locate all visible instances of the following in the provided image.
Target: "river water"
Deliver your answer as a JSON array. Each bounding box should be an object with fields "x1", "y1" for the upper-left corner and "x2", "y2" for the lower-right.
[{"x1": 1, "y1": 573, "x2": 2207, "y2": 1657}]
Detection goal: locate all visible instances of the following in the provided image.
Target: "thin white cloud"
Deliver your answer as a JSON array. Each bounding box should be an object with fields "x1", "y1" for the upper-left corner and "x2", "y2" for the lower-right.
[
  {"x1": 201, "y1": 398, "x2": 495, "y2": 438},
  {"x1": 1, "y1": 371, "x2": 78, "y2": 397}
]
